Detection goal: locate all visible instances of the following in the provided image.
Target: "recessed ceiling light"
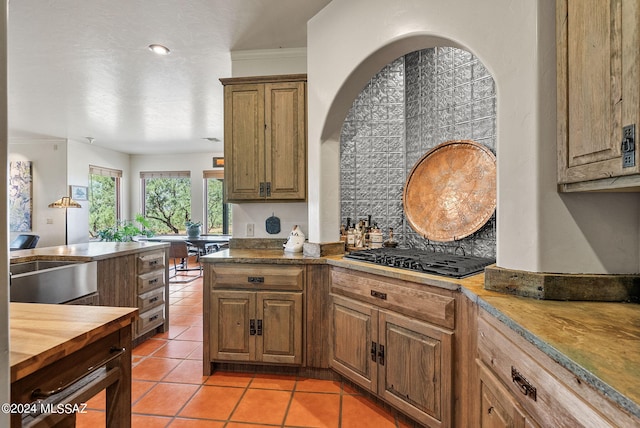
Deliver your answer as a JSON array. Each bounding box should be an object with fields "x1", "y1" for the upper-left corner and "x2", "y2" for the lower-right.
[{"x1": 148, "y1": 44, "x2": 170, "y2": 55}]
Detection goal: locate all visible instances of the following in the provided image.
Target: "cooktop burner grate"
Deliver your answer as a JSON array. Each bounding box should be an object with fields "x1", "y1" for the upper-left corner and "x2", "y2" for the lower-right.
[{"x1": 344, "y1": 248, "x2": 494, "y2": 278}]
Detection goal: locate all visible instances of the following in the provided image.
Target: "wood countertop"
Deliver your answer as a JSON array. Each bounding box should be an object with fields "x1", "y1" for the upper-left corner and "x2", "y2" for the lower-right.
[
  {"x1": 201, "y1": 249, "x2": 640, "y2": 418},
  {"x1": 9, "y1": 241, "x2": 169, "y2": 264},
  {"x1": 10, "y1": 303, "x2": 137, "y2": 382}
]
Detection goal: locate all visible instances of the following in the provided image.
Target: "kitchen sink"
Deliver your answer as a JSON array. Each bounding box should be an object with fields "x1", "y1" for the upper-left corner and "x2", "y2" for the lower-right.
[{"x1": 10, "y1": 260, "x2": 98, "y2": 304}]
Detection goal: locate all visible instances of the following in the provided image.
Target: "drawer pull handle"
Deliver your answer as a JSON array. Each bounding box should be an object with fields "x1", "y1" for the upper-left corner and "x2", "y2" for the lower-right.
[
  {"x1": 149, "y1": 314, "x2": 159, "y2": 322},
  {"x1": 149, "y1": 296, "x2": 159, "y2": 304},
  {"x1": 250, "y1": 319, "x2": 256, "y2": 336},
  {"x1": 371, "y1": 290, "x2": 387, "y2": 300},
  {"x1": 371, "y1": 341, "x2": 377, "y2": 362},
  {"x1": 257, "y1": 319, "x2": 263, "y2": 336},
  {"x1": 512, "y1": 367, "x2": 537, "y2": 401},
  {"x1": 149, "y1": 278, "x2": 159, "y2": 285},
  {"x1": 150, "y1": 260, "x2": 159, "y2": 266},
  {"x1": 31, "y1": 346, "x2": 126, "y2": 399},
  {"x1": 378, "y1": 344, "x2": 385, "y2": 366},
  {"x1": 248, "y1": 276, "x2": 264, "y2": 283}
]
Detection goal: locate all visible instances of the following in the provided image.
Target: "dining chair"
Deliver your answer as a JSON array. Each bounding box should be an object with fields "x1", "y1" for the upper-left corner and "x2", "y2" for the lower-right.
[{"x1": 168, "y1": 241, "x2": 202, "y2": 282}]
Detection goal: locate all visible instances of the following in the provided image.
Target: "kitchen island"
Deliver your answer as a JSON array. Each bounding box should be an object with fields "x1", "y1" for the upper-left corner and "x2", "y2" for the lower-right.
[
  {"x1": 10, "y1": 241, "x2": 170, "y2": 343},
  {"x1": 202, "y1": 248, "x2": 640, "y2": 427},
  {"x1": 10, "y1": 302, "x2": 137, "y2": 427},
  {"x1": 9, "y1": 241, "x2": 168, "y2": 263}
]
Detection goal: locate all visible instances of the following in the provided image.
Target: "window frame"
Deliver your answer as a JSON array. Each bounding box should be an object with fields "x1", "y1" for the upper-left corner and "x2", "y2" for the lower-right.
[
  {"x1": 203, "y1": 169, "x2": 231, "y2": 235},
  {"x1": 88, "y1": 164, "x2": 122, "y2": 239}
]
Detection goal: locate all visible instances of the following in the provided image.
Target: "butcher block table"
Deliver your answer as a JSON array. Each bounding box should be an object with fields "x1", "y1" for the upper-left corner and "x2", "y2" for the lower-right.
[{"x1": 10, "y1": 303, "x2": 137, "y2": 428}]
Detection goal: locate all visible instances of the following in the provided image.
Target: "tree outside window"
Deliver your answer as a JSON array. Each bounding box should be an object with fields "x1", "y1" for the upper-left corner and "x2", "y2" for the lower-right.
[
  {"x1": 141, "y1": 171, "x2": 191, "y2": 234},
  {"x1": 89, "y1": 165, "x2": 121, "y2": 239},
  {"x1": 205, "y1": 175, "x2": 232, "y2": 234}
]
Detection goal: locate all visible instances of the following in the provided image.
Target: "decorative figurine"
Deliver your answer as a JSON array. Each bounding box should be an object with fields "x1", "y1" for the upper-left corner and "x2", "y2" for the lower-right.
[{"x1": 283, "y1": 225, "x2": 305, "y2": 253}]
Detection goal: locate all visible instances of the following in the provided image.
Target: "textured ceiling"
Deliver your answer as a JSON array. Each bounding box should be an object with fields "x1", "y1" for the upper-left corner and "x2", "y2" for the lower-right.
[{"x1": 8, "y1": 0, "x2": 330, "y2": 154}]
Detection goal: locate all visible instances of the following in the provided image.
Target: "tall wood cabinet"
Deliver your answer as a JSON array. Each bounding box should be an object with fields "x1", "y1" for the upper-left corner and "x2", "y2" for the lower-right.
[
  {"x1": 557, "y1": 0, "x2": 640, "y2": 191},
  {"x1": 330, "y1": 267, "x2": 455, "y2": 427},
  {"x1": 204, "y1": 263, "x2": 304, "y2": 374},
  {"x1": 220, "y1": 74, "x2": 307, "y2": 201}
]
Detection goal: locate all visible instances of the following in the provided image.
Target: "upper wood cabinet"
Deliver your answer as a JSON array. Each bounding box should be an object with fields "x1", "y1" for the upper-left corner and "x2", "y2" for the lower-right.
[
  {"x1": 220, "y1": 74, "x2": 307, "y2": 202},
  {"x1": 557, "y1": 0, "x2": 640, "y2": 191}
]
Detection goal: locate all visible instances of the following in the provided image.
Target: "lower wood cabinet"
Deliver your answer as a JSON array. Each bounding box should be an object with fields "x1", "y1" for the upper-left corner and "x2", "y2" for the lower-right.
[
  {"x1": 331, "y1": 294, "x2": 453, "y2": 427},
  {"x1": 476, "y1": 310, "x2": 634, "y2": 428},
  {"x1": 477, "y1": 360, "x2": 539, "y2": 428},
  {"x1": 204, "y1": 263, "x2": 305, "y2": 374},
  {"x1": 210, "y1": 290, "x2": 302, "y2": 365},
  {"x1": 97, "y1": 248, "x2": 169, "y2": 341}
]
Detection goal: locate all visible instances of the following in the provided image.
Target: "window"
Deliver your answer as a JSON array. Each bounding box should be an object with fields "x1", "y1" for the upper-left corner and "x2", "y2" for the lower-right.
[
  {"x1": 204, "y1": 170, "x2": 232, "y2": 235},
  {"x1": 89, "y1": 165, "x2": 122, "y2": 239},
  {"x1": 141, "y1": 171, "x2": 191, "y2": 234}
]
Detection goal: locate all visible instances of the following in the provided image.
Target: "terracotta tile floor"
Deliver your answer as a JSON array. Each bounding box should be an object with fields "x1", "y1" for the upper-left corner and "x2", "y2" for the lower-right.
[{"x1": 76, "y1": 270, "x2": 412, "y2": 428}]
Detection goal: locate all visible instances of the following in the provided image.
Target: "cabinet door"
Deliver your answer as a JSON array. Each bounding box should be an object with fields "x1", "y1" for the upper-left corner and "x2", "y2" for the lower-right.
[
  {"x1": 477, "y1": 361, "x2": 538, "y2": 428},
  {"x1": 264, "y1": 81, "x2": 306, "y2": 200},
  {"x1": 223, "y1": 83, "x2": 265, "y2": 200},
  {"x1": 557, "y1": 0, "x2": 640, "y2": 189},
  {"x1": 330, "y1": 295, "x2": 379, "y2": 393},
  {"x1": 378, "y1": 310, "x2": 453, "y2": 428},
  {"x1": 257, "y1": 292, "x2": 303, "y2": 365},
  {"x1": 210, "y1": 290, "x2": 255, "y2": 361}
]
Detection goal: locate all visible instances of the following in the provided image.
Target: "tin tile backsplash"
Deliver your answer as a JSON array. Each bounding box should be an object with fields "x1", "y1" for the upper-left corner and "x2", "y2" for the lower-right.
[{"x1": 340, "y1": 47, "x2": 497, "y2": 258}]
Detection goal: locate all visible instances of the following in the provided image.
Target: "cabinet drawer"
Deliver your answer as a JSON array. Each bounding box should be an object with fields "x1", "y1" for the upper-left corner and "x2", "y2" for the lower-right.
[
  {"x1": 331, "y1": 267, "x2": 455, "y2": 329},
  {"x1": 11, "y1": 330, "x2": 122, "y2": 404},
  {"x1": 210, "y1": 264, "x2": 304, "y2": 291},
  {"x1": 137, "y1": 250, "x2": 165, "y2": 274},
  {"x1": 137, "y1": 270, "x2": 165, "y2": 295},
  {"x1": 137, "y1": 305, "x2": 164, "y2": 336},
  {"x1": 138, "y1": 287, "x2": 164, "y2": 313},
  {"x1": 477, "y1": 312, "x2": 618, "y2": 427}
]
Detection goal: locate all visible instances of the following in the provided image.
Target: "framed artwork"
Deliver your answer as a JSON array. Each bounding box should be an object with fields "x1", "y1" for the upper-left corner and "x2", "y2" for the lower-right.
[
  {"x1": 70, "y1": 185, "x2": 88, "y2": 201},
  {"x1": 9, "y1": 160, "x2": 33, "y2": 232}
]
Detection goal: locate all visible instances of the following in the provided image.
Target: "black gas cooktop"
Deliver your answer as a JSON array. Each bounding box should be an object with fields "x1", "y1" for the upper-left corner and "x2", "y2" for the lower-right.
[{"x1": 344, "y1": 248, "x2": 494, "y2": 279}]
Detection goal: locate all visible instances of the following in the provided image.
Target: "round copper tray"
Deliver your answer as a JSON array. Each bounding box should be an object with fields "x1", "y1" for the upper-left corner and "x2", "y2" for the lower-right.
[{"x1": 402, "y1": 140, "x2": 496, "y2": 242}]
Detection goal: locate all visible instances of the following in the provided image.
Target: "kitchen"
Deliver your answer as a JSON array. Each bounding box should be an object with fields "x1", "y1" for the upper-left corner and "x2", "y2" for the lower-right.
[{"x1": 3, "y1": 0, "x2": 640, "y2": 427}]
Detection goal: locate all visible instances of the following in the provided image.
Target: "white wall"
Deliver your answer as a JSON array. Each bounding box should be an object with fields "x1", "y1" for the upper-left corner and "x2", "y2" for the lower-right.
[
  {"x1": 1, "y1": 0, "x2": 9, "y2": 419},
  {"x1": 231, "y1": 48, "x2": 307, "y2": 77},
  {"x1": 9, "y1": 139, "x2": 67, "y2": 247},
  {"x1": 228, "y1": 48, "x2": 309, "y2": 240},
  {"x1": 307, "y1": 0, "x2": 640, "y2": 274},
  {"x1": 8, "y1": 139, "x2": 132, "y2": 246}
]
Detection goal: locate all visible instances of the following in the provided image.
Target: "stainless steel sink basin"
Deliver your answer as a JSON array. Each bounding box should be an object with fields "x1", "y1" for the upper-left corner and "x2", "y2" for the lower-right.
[{"x1": 10, "y1": 260, "x2": 98, "y2": 304}]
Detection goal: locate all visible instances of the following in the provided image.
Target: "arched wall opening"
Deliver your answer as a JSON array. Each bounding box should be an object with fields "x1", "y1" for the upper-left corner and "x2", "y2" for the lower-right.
[
  {"x1": 336, "y1": 46, "x2": 497, "y2": 259},
  {"x1": 308, "y1": 0, "x2": 640, "y2": 274}
]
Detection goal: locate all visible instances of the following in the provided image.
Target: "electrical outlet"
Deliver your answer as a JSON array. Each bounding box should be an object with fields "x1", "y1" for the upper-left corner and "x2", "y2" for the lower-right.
[{"x1": 246, "y1": 223, "x2": 254, "y2": 237}]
